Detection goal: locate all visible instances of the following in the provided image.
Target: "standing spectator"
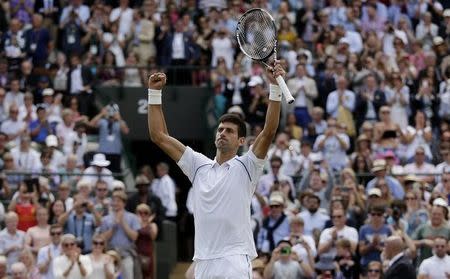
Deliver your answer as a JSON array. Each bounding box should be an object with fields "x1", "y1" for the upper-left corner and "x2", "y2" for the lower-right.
[
  {"x1": 4, "y1": 78, "x2": 24, "y2": 114},
  {"x1": 355, "y1": 74, "x2": 387, "y2": 128},
  {"x1": 287, "y1": 64, "x2": 318, "y2": 128},
  {"x1": 109, "y1": 0, "x2": 133, "y2": 38},
  {"x1": 358, "y1": 205, "x2": 392, "y2": 270},
  {"x1": 413, "y1": 205, "x2": 450, "y2": 265},
  {"x1": 258, "y1": 155, "x2": 294, "y2": 198},
  {"x1": 89, "y1": 104, "x2": 129, "y2": 174},
  {"x1": 366, "y1": 159, "x2": 405, "y2": 200},
  {"x1": 60, "y1": 10, "x2": 84, "y2": 55},
  {"x1": 26, "y1": 206, "x2": 51, "y2": 254},
  {"x1": 326, "y1": 76, "x2": 355, "y2": 119},
  {"x1": 257, "y1": 192, "x2": 290, "y2": 253},
  {"x1": 0, "y1": 212, "x2": 26, "y2": 273},
  {"x1": 24, "y1": 14, "x2": 51, "y2": 67},
  {"x1": 87, "y1": 235, "x2": 114, "y2": 279},
  {"x1": 136, "y1": 203, "x2": 158, "y2": 279},
  {"x1": 67, "y1": 54, "x2": 94, "y2": 116},
  {"x1": 36, "y1": 224, "x2": 63, "y2": 279},
  {"x1": 100, "y1": 191, "x2": 141, "y2": 279},
  {"x1": 211, "y1": 27, "x2": 234, "y2": 70},
  {"x1": 10, "y1": 0, "x2": 34, "y2": 25},
  {"x1": 90, "y1": 180, "x2": 111, "y2": 217},
  {"x1": 383, "y1": 236, "x2": 416, "y2": 279},
  {"x1": 418, "y1": 236, "x2": 450, "y2": 278},
  {"x1": 402, "y1": 111, "x2": 433, "y2": 162},
  {"x1": 387, "y1": 72, "x2": 410, "y2": 128},
  {"x1": 59, "y1": 0, "x2": 90, "y2": 27},
  {"x1": 152, "y1": 162, "x2": 177, "y2": 221},
  {"x1": 289, "y1": 216, "x2": 317, "y2": 267},
  {"x1": 10, "y1": 135, "x2": 41, "y2": 174},
  {"x1": 313, "y1": 118, "x2": 350, "y2": 171},
  {"x1": 58, "y1": 194, "x2": 101, "y2": 255},
  {"x1": 404, "y1": 146, "x2": 436, "y2": 184},
  {"x1": 298, "y1": 193, "x2": 330, "y2": 237},
  {"x1": 416, "y1": 12, "x2": 438, "y2": 49},
  {"x1": 29, "y1": 105, "x2": 57, "y2": 145},
  {"x1": 52, "y1": 234, "x2": 93, "y2": 278},
  {"x1": 8, "y1": 182, "x2": 39, "y2": 231},
  {"x1": 82, "y1": 153, "x2": 114, "y2": 190}
]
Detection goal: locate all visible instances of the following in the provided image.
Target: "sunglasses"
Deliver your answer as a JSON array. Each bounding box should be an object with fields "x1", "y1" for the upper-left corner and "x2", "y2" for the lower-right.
[
  {"x1": 138, "y1": 211, "x2": 150, "y2": 215},
  {"x1": 368, "y1": 269, "x2": 380, "y2": 273},
  {"x1": 63, "y1": 242, "x2": 76, "y2": 248},
  {"x1": 371, "y1": 212, "x2": 384, "y2": 217},
  {"x1": 50, "y1": 232, "x2": 62, "y2": 236},
  {"x1": 93, "y1": 241, "x2": 104, "y2": 246},
  {"x1": 97, "y1": 188, "x2": 108, "y2": 191},
  {"x1": 270, "y1": 204, "x2": 282, "y2": 208},
  {"x1": 435, "y1": 245, "x2": 447, "y2": 248}
]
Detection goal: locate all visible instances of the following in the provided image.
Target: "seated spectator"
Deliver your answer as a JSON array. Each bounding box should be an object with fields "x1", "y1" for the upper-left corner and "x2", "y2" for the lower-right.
[
  {"x1": 106, "y1": 250, "x2": 123, "y2": 279},
  {"x1": 100, "y1": 191, "x2": 141, "y2": 279},
  {"x1": 18, "y1": 92, "x2": 36, "y2": 123},
  {"x1": 87, "y1": 235, "x2": 114, "y2": 278},
  {"x1": 257, "y1": 192, "x2": 290, "y2": 253},
  {"x1": 258, "y1": 156, "x2": 295, "y2": 198},
  {"x1": 3, "y1": 152, "x2": 22, "y2": 191},
  {"x1": 29, "y1": 105, "x2": 57, "y2": 145},
  {"x1": 366, "y1": 159, "x2": 405, "y2": 200},
  {"x1": 38, "y1": 149, "x2": 60, "y2": 189},
  {"x1": 56, "y1": 182, "x2": 74, "y2": 211},
  {"x1": 0, "y1": 212, "x2": 26, "y2": 273},
  {"x1": 36, "y1": 224, "x2": 63, "y2": 278},
  {"x1": 267, "y1": 132, "x2": 302, "y2": 177},
  {"x1": 136, "y1": 203, "x2": 158, "y2": 278},
  {"x1": 335, "y1": 238, "x2": 360, "y2": 278},
  {"x1": 59, "y1": 154, "x2": 82, "y2": 188},
  {"x1": 152, "y1": 162, "x2": 178, "y2": 221},
  {"x1": 52, "y1": 234, "x2": 93, "y2": 278},
  {"x1": 25, "y1": 206, "x2": 51, "y2": 254},
  {"x1": 75, "y1": 179, "x2": 92, "y2": 201},
  {"x1": 58, "y1": 194, "x2": 101, "y2": 255},
  {"x1": 404, "y1": 189, "x2": 429, "y2": 237},
  {"x1": 298, "y1": 165, "x2": 334, "y2": 210},
  {"x1": 404, "y1": 146, "x2": 436, "y2": 184},
  {"x1": 82, "y1": 153, "x2": 114, "y2": 190},
  {"x1": 10, "y1": 135, "x2": 41, "y2": 174},
  {"x1": 263, "y1": 239, "x2": 314, "y2": 279},
  {"x1": 45, "y1": 135, "x2": 66, "y2": 169},
  {"x1": 18, "y1": 248, "x2": 40, "y2": 278},
  {"x1": 10, "y1": 262, "x2": 28, "y2": 279},
  {"x1": 49, "y1": 199, "x2": 66, "y2": 225},
  {"x1": 289, "y1": 216, "x2": 316, "y2": 267}
]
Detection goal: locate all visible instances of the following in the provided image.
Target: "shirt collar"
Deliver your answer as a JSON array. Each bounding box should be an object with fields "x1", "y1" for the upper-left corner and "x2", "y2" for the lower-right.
[
  {"x1": 211, "y1": 156, "x2": 236, "y2": 168},
  {"x1": 388, "y1": 252, "x2": 404, "y2": 268}
]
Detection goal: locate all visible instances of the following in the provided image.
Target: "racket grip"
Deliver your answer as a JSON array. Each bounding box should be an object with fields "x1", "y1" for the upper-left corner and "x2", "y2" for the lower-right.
[{"x1": 276, "y1": 76, "x2": 295, "y2": 104}]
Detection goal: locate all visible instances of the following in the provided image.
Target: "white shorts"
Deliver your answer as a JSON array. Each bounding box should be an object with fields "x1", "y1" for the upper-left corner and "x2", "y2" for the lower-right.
[{"x1": 194, "y1": 255, "x2": 252, "y2": 279}]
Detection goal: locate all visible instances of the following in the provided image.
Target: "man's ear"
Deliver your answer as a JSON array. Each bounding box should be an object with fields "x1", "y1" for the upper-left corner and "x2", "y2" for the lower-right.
[{"x1": 238, "y1": 137, "x2": 246, "y2": 146}]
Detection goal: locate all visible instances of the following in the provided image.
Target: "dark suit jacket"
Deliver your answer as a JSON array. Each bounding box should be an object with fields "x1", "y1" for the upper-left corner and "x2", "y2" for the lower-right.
[
  {"x1": 67, "y1": 65, "x2": 94, "y2": 94},
  {"x1": 384, "y1": 255, "x2": 416, "y2": 279},
  {"x1": 355, "y1": 89, "x2": 386, "y2": 128}
]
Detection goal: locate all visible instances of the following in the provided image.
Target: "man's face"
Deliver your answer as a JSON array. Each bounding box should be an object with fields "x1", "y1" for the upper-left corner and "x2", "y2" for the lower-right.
[
  {"x1": 307, "y1": 197, "x2": 319, "y2": 213},
  {"x1": 270, "y1": 160, "x2": 282, "y2": 176},
  {"x1": 331, "y1": 209, "x2": 345, "y2": 227},
  {"x1": 370, "y1": 211, "x2": 384, "y2": 225},
  {"x1": 95, "y1": 182, "x2": 108, "y2": 198},
  {"x1": 415, "y1": 149, "x2": 426, "y2": 164},
  {"x1": 5, "y1": 216, "x2": 18, "y2": 231},
  {"x1": 431, "y1": 206, "x2": 445, "y2": 226},
  {"x1": 270, "y1": 203, "x2": 283, "y2": 217},
  {"x1": 36, "y1": 209, "x2": 49, "y2": 224},
  {"x1": 215, "y1": 122, "x2": 242, "y2": 152},
  {"x1": 434, "y1": 238, "x2": 448, "y2": 258},
  {"x1": 62, "y1": 239, "x2": 77, "y2": 256},
  {"x1": 11, "y1": 80, "x2": 20, "y2": 92},
  {"x1": 50, "y1": 228, "x2": 63, "y2": 245},
  {"x1": 112, "y1": 196, "x2": 125, "y2": 212}
]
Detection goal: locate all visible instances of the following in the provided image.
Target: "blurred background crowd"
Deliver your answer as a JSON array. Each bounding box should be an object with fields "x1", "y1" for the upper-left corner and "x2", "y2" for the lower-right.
[{"x1": 1, "y1": 0, "x2": 450, "y2": 278}]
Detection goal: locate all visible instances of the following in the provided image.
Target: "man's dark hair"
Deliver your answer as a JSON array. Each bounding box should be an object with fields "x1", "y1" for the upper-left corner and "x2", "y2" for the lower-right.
[
  {"x1": 218, "y1": 113, "x2": 246, "y2": 138},
  {"x1": 270, "y1": 155, "x2": 283, "y2": 165},
  {"x1": 369, "y1": 203, "x2": 386, "y2": 214}
]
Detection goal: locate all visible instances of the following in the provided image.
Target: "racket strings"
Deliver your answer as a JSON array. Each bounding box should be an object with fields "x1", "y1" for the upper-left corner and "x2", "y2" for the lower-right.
[{"x1": 237, "y1": 11, "x2": 276, "y2": 60}]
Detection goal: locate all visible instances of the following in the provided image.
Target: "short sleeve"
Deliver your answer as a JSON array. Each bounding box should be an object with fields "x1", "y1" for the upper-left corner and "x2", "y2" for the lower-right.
[
  {"x1": 36, "y1": 246, "x2": 47, "y2": 266},
  {"x1": 418, "y1": 260, "x2": 429, "y2": 276},
  {"x1": 238, "y1": 148, "x2": 266, "y2": 183},
  {"x1": 130, "y1": 214, "x2": 141, "y2": 231},
  {"x1": 177, "y1": 146, "x2": 211, "y2": 182},
  {"x1": 319, "y1": 229, "x2": 331, "y2": 246},
  {"x1": 99, "y1": 216, "x2": 112, "y2": 233}
]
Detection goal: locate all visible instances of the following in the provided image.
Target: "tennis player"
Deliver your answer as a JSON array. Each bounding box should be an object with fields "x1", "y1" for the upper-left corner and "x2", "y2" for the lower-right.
[{"x1": 147, "y1": 61, "x2": 284, "y2": 278}]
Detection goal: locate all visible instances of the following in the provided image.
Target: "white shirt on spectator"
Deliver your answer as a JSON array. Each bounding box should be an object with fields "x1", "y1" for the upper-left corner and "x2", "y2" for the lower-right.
[
  {"x1": 318, "y1": 225, "x2": 358, "y2": 258},
  {"x1": 152, "y1": 174, "x2": 178, "y2": 217},
  {"x1": 4, "y1": 91, "x2": 24, "y2": 114},
  {"x1": 418, "y1": 254, "x2": 450, "y2": 278},
  {"x1": 403, "y1": 162, "x2": 436, "y2": 176},
  {"x1": 70, "y1": 66, "x2": 84, "y2": 94},
  {"x1": 18, "y1": 104, "x2": 37, "y2": 122},
  {"x1": 313, "y1": 133, "x2": 350, "y2": 171},
  {"x1": 267, "y1": 145, "x2": 303, "y2": 177},
  {"x1": 59, "y1": 5, "x2": 90, "y2": 25},
  {"x1": 53, "y1": 254, "x2": 93, "y2": 279},
  {"x1": 0, "y1": 118, "x2": 27, "y2": 146},
  {"x1": 37, "y1": 243, "x2": 62, "y2": 279},
  {"x1": 257, "y1": 173, "x2": 294, "y2": 198},
  {"x1": 343, "y1": 31, "x2": 363, "y2": 54},
  {"x1": 292, "y1": 235, "x2": 317, "y2": 264},
  {"x1": 211, "y1": 36, "x2": 234, "y2": 69},
  {"x1": 172, "y1": 33, "x2": 185, "y2": 59},
  {"x1": 56, "y1": 122, "x2": 76, "y2": 155},
  {"x1": 0, "y1": 228, "x2": 26, "y2": 273},
  {"x1": 10, "y1": 146, "x2": 41, "y2": 172},
  {"x1": 82, "y1": 166, "x2": 114, "y2": 190},
  {"x1": 298, "y1": 210, "x2": 330, "y2": 236},
  {"x1": 109, "y1": 7, "x2": 133, "y2": 37}
]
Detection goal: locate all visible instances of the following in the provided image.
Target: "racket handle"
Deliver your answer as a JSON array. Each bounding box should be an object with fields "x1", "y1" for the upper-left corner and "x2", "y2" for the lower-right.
[{"x1": 275, "y1": 76, "x2": 295, "y2": 104}]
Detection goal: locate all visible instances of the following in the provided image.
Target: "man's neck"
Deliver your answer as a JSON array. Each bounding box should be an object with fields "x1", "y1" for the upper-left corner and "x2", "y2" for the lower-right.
[{"x1": 215, "y1": 150, "x2": 236, "y2": 165}]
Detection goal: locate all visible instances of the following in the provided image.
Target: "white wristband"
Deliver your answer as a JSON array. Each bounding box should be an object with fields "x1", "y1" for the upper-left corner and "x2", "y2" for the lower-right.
[
  {"x1": 269, "y1": 84, "x2": 282, "y2": 102},
  {"x1": 148, "y1": 89, "x2": 162, "y2": 105}
]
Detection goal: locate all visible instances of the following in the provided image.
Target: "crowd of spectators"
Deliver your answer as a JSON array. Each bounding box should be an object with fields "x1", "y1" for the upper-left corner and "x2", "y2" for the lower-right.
[{"x1": 3, "y1": 0, "x2": 450, "y2": 278}]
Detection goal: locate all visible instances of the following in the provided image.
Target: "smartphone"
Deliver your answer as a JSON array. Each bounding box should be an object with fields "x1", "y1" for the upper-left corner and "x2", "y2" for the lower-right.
[
  {"x1": 25, "y1": 179, "x2": 34, "y2": 193},
  {"x1": 280, "y1": 246, "x2": 291, "y2": 255}
]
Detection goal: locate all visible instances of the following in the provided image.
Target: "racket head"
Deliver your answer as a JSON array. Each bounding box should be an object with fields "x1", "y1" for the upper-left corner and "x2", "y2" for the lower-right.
[{"x1": 236, "y1": 8, "x2": 277, "y2": 62}]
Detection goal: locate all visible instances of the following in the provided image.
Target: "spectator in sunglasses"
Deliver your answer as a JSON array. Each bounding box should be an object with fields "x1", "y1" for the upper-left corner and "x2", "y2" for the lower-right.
[
  {"x1": 36, "y1": 224, "x2": 63, "y2": 278},
  {"x1": 87, "y1": 235, "x2": 114, "y2": 278},
  {"x1": 366, "y1": 261, "x2": 382, "y2": 279},
  {"x1": 136, "y1": 203, "x2": 158, "y2": 279},
  {"x1": 53, "y1": 234, "x2": 93, "y2": 278},
  {"x1": 418, "y1": 236, "x2": 450, "y2": 278}
]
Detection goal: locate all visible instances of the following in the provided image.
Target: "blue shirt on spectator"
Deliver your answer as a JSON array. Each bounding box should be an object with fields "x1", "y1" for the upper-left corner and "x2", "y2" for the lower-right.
[
  {"x1": 98, "y1": 118, "x2": 122, "y2": 155},
  {"x1": 100, "y1": 211, "x2": 141, "y2": 255},
  {"x1": 359, "y1": 224, "x2": 392, "y2": 268},
  {"x1": 29, "y1": 120, "x2": 56, "y2": 144},
  {"x1": 64, "y1": 212, "x2": 96, "y2": 254},
  {"x1": 366, "y1": 176, "x2": 405, "y2": 199}
]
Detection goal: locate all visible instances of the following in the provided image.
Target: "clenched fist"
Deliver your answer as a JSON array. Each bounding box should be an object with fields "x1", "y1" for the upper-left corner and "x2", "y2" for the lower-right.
[{"x1": 148, "y1": 73, "x2": 167, "y2": 90}]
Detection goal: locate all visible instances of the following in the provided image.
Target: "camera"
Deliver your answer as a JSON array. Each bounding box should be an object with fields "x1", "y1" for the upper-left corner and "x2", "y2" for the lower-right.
[
  {"x1": 280, "y1": 246, "x2": 291, "y2": 255},
  {"x1": 106, "y1": 103, "x2": 119, "y2": 117},
  {"x1": 81, "y1": 202, "x2": 88, "y2": 207}
]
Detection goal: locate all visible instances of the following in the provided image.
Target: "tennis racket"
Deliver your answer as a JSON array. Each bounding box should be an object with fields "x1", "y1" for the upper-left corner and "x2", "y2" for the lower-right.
[{"x1": 236, "y1": 8, "x2": 295, "y2": 104}]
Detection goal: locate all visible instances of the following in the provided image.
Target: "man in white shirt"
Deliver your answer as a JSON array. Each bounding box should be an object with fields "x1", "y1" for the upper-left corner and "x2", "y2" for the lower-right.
[
  {"x1": 52, "y1": 234, "x2": 92, "y2": 278},
  {"x1": 0, "y1": 104, "x2": 27, "y2": 146},
  {"x1": 59, "y1": 0, "x2": 90, "y2": 27},
  {"x1": 326, "y1": 76, "x2": 355, "y2": 119},
  {"x1": 10, "y1": 135, "x2": 41, "y2": 172},
  {"x1": 0, "y1": 212, "x2": 26, "y2": 274},
  {"x1": 37, "y1": 224, "x2": 63, "y2": 279},
  {"x1": 298, "y1": 193, "x2": 330, "y2": 237},
  {"x1": 4, "y1": 78, "x2": 24, "y2": 114},
  {"x1": 317, "y1": 208, "x2": 358, "y2": 258},
  {"x1": 109, "y1": 0, "x2": 133, "y2": 37},
  {"x1": 258, "y1": 155, "x2": 295, "y2": 197},
  {"x1": 404, "y1": 146, "x2": 436, "y2": 184},
  {"x1": 82, "y1": 153, "x2": 114, "y2": 190},
  {"x1": 147, "y1": 63, "x2": 284, "y2": 277},
  {"x1": 152, "y1": 162, "x2": 178, "y2": 220},
  {"x1": 418, "y1": 236, "x2": 450, "y2": 279}
]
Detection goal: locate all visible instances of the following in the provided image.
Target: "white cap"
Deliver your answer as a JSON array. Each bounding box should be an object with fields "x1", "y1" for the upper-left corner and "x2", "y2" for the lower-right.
[
  {"x1": 444, "y1": 9, "x2": 450, "y2": 17},
  {"x1": 394, "y1": 30, "x2": 408, "y2": 45},
  {"x1": 338, "y1": 37, "x2": 350, "y2": 45},
  {"x1": 248, "y1": 76, "x2": 264, "y2": 87},
  {"x1": 42, "y1": 88, "x2": 54, "y2": 96},
  {"x1": 45, "y1": 135, "x2": 58, "y2": 147},
  {"x1": 433, "y1": 197, "x2": 448, "y2": 207},
  {"x1": 368, "y1": 188, "x2": 382, "y2": 197},
  {"x1": 91, "y1": 153, "x2": 110, "y2": 167},
  {"x1": 227, "y1": 105, "x2": 245, "y2": 118},
  {"x1": 112, "y1": 180, "x2": 125, "y2": 190},
  {"x1": 433, "y1": 36, "x2": 444, "y2": 46},
  {"x1": 269, "y1": 192, "x2": 285, "y2": 206},
  {"x1": 103, "y1": 32, "x2": 114, "y2": 44}
]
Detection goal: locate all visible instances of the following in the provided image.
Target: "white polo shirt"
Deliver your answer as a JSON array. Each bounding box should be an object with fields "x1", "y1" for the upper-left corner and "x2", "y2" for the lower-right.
[
  {"x1": 318, "y1": 225, "x2": 358, "y2": 258},
  {"x1": 418, "y1": 254, "x2": 450, "y2": 278},
  {"x1": 177, "y1": 147, "x2": 265, "y2": 260}
]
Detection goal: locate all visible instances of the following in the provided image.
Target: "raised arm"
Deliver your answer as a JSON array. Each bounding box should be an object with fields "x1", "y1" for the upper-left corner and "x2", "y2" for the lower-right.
[
  {"x1": 147, "y1": 73, "x2": 186, "y2": 162},
  {"x1": 251, "y1": 63, "x2": 284, "y2": 159}
]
